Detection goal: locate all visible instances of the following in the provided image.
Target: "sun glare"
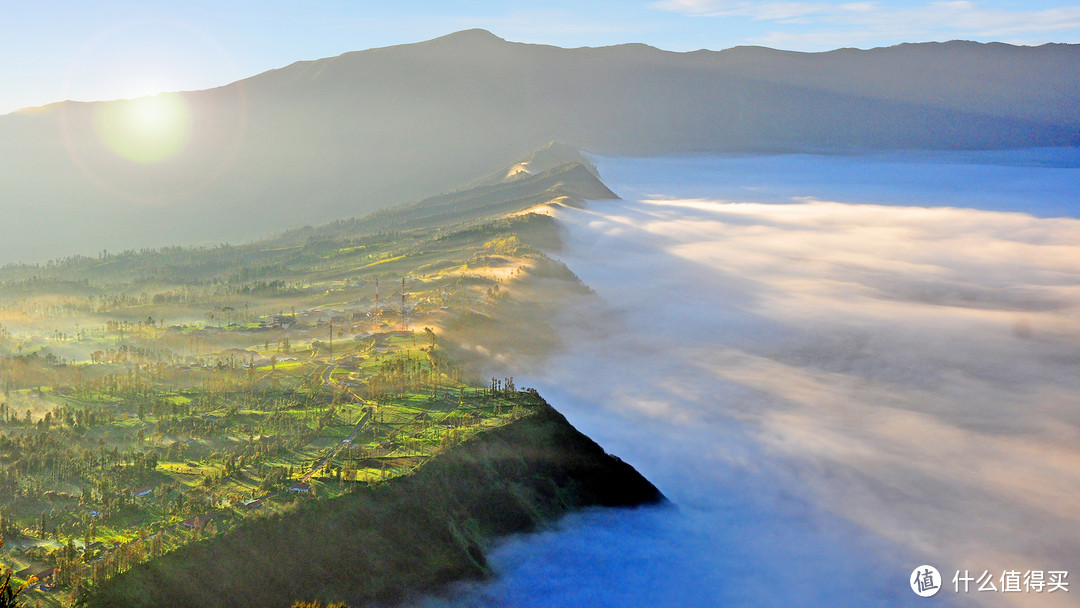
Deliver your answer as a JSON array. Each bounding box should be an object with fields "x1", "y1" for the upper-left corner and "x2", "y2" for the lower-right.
[{"x1": 93, "y1": 92, "x2": 193, "y2": 163}]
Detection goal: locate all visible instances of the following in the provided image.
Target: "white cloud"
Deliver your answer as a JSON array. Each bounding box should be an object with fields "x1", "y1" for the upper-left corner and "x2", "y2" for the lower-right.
[
  {"x1": 441, "y1": 152, "x2": 1080, "y2": 607},
  {"x1": 650, "y1": 0, "x2": 1080, "y2": 46},
  {"x1": 545, "y1": 187, "x2": 1080, "y2": 604}
]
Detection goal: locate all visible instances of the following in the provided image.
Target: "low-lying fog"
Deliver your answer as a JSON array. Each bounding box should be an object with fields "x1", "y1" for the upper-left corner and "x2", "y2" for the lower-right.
[{"x1": 420, "y1": 151, "x2": 1080, "y2": 608}]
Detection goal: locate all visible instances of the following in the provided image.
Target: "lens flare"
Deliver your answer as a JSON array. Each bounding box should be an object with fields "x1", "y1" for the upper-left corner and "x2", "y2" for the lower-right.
[{"x1": 93, "y1": 92, "x2": 193, "y2": 163}]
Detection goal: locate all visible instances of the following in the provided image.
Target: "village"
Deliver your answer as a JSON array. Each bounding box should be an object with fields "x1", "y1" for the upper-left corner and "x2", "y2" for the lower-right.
[{"x1": 0, "y1": 211, "x2": 552, "y2": 606}]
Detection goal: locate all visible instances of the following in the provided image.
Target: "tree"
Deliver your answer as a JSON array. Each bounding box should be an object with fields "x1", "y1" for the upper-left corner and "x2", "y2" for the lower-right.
[
  {"x1": 0, "y1": 573, "x2": 23, "y2": 608},
  {"x1": 0, "y1": 540, "x2": 25, "y2": 608}
]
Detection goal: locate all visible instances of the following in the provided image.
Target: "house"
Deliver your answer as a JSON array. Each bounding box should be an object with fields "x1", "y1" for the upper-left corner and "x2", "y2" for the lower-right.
[
  {"x1": 180, "y1": 514, "x2": 214, "y2": 529},
  {"x1": 266, "y1": 314, "x2": 293, "y2": 329},
  {"x1": 34, "y1": 567, "x2": 57, "y2": 584},
  {"x1": 289, "y1": 482, "x2": 311, "y2": 493},
  {"x1": 338, "y1": 354, "x2": 362, "y2": 367},
  {"x1": 132, "y1": 486, "x2": 154, "y2": 498}
]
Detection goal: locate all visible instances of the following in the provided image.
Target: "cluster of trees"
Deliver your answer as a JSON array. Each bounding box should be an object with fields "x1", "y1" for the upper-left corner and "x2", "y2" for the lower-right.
[
  {"x1": 0, "y1": 430, "x2": 158, "y2": 489},
  {"x1": 366, "y1": 353, "x2": 450, "y2": 397},
  {"x1": 89, "y1": 345, "x2": 176, "y2": 365},
  {"x1": 231, "y1": 280, "x2": 295, "y2": 296},
  {"x1": 488, "y1": 376, "x2": 516, "y2": 396},
  {"x1": 81, "y1": 526, "x2": 168, "y2": 590}
]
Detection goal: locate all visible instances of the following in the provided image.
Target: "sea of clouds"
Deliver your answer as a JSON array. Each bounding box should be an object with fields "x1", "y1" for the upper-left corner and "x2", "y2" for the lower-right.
[{"x1": 416, "y1": 150, "x2": 1080, "y2": 608}]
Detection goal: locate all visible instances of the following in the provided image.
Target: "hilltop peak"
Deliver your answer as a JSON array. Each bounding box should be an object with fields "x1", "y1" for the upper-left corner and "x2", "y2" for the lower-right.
[{"x1": 429, "y1": 29, "x2": 506, "y2": 46}]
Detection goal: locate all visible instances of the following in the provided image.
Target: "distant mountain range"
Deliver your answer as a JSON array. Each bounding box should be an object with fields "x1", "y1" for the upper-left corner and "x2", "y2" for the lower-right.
[{"x1": 2, "y1": 29, "x2": 1078, "y2": 263}]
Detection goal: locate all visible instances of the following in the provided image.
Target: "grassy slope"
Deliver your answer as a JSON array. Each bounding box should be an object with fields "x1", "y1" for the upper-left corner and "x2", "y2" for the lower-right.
[{"x1": 79, "y1": 398, "x2": 663, "y2": 608}]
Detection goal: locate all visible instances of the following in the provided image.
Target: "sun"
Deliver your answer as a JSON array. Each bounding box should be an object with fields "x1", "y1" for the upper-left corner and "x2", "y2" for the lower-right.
[{"x1": 93, "y1": 92, "x2": 194, "y2": 164}]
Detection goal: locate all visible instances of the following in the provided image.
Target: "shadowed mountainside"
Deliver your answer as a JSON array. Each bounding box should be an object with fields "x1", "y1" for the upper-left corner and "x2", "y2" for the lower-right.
[{"x1": 1, "y1": 30, "x2": 1077, "y2": 263}]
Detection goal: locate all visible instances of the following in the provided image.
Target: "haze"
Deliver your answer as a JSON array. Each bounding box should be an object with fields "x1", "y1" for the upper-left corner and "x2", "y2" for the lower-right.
[{"x1": 2, "y1": 31, "x2": 1078, "y2": 264}]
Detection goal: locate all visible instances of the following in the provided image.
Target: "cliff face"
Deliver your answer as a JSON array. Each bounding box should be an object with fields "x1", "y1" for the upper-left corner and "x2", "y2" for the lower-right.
[{"x1": 81, "y1": 398, "x2": 663, "y2": 608}]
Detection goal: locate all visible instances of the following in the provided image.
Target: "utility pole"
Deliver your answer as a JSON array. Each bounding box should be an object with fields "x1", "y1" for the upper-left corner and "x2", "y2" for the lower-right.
[
  {"x1": 400, "y1": 277, "x2": 408, "y2": 331},
  {"x1": 365, "y1": 278, "x2": 380, "y2": 318}
]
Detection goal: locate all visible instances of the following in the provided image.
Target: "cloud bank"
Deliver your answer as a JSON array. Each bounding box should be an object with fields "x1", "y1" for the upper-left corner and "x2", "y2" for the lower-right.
[{"x1": 422, "y1": 153, "x2": 1079, "y2": 608}]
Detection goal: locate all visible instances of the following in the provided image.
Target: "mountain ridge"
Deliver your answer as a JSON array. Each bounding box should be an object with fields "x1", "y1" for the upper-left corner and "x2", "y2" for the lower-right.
[{"x1": 0, "y1": 30, "x2": 1077, "y2": 264}]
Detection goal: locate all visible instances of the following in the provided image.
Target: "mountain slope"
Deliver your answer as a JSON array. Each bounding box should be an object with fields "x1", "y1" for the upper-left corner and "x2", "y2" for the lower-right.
[
  {"x1": 80, "y1": 399, "x2": 664, "y2": 608},
  {"x1": 1, "y1": 30, "x2": 1077, "y2": 263},
  {"x1": 0, "y1": 160, "x2": 610, "y2": 288}
]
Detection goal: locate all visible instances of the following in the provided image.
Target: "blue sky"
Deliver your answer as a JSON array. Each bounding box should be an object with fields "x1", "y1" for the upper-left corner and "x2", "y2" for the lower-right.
[{"x1": 3, "y1": 0, "x2": 1080, "y2": 114}]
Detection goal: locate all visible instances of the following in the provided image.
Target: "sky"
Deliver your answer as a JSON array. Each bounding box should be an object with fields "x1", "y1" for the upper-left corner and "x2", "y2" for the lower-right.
[{"x1": 3, "y1": 0, "x2": 1080, "y2": 115}]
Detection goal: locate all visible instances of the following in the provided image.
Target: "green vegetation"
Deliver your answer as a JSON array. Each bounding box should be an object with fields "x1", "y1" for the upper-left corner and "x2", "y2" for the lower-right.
[
  {"x1": 78, "y1": 399, "x2": 661, "y2": 608},
  {"x1": 0, "y1": 541, "x2": 25, "y2": 608},
  {"x1": 0, "y1": 163, "x2": 621, "y2": 607}
]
